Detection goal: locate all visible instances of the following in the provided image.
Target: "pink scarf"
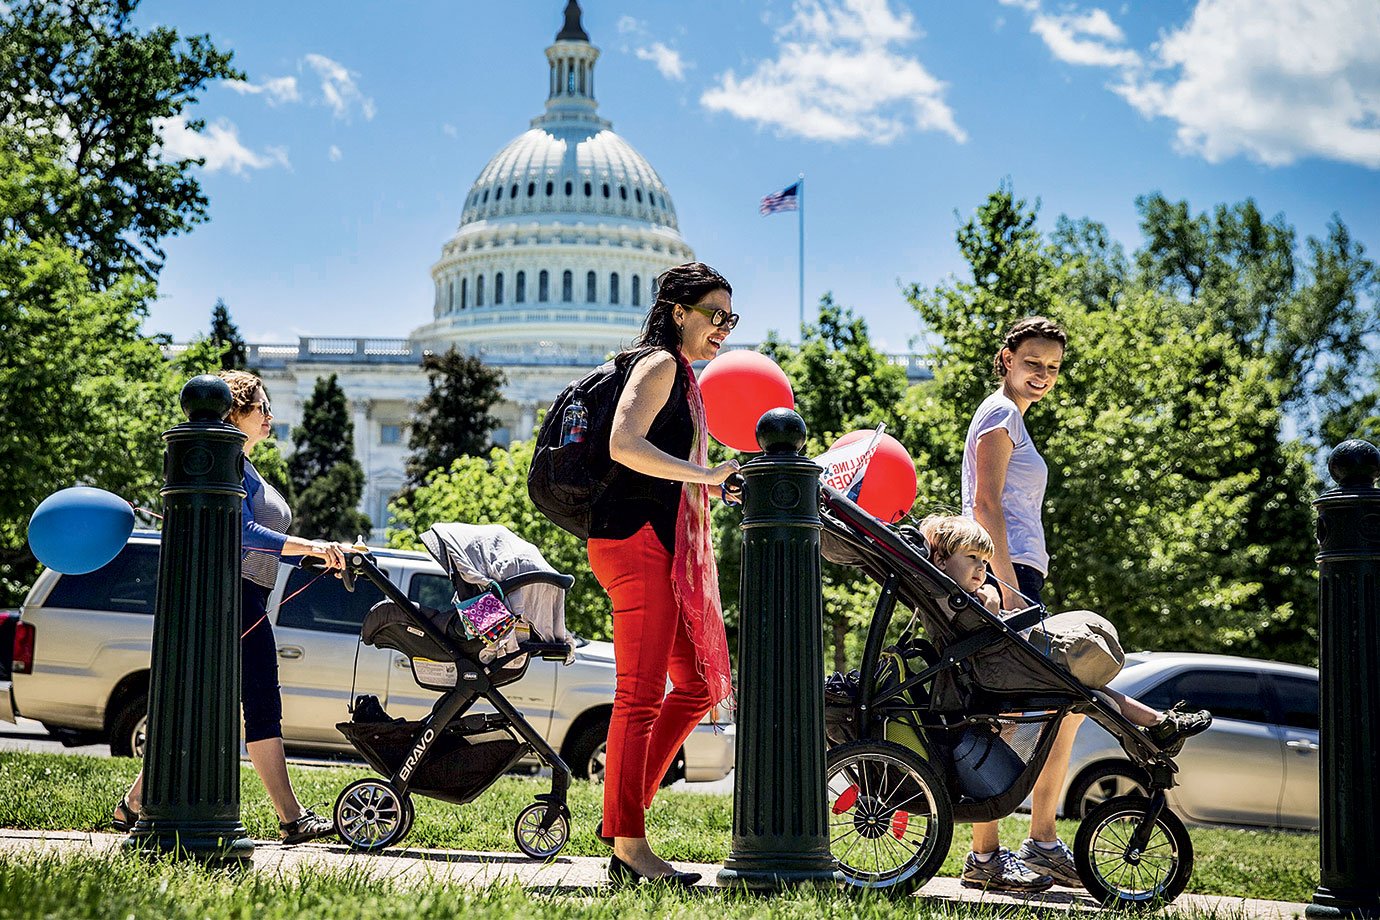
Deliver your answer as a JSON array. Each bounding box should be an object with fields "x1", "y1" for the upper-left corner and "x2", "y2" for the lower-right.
[{"x1": 671, "y1": 353, "x2": 735, "y2": 709}]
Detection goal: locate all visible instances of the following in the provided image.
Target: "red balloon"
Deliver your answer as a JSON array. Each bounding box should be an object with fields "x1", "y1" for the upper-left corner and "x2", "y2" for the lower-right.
[
  {"x1": 830, "y1": 430, "x2": 918, "y2": 523},
  {"x1": 698, "y1": 351, "x2": 795, "y2": 451}
]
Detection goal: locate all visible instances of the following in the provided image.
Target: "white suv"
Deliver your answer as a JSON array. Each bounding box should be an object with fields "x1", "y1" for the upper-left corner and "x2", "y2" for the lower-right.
[{"x1": 2, "y1": 532, "x2": 734, "y2": 784}]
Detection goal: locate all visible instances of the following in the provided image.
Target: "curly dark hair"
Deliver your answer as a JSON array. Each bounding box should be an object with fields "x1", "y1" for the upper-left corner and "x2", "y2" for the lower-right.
[
  {"x1": 994, "y1": 316, "x2": 1067, "y2": 377},
  {"x1": 632, "y1": 261, "x2": 733, "y2": 352}
]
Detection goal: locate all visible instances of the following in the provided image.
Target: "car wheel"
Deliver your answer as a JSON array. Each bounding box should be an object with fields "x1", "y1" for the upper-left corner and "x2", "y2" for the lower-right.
[
  {"x1": 110, "y1": 692, "x2": 148, "y2": 758},
  {"x1": 1067, "y1": 763, "x2": 1149, "y2": 818},
  {"x1": 566, "y1": 719, "x2": 609, "y2": 783},
  {"x1": 566, "y1": 717, "x2": 681, "y2": 787}
]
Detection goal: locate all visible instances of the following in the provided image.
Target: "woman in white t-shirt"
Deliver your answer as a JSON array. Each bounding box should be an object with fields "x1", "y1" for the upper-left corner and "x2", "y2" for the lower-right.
[{"x1": 959, "y1": 316, "x2": 1078, "y2": 892}]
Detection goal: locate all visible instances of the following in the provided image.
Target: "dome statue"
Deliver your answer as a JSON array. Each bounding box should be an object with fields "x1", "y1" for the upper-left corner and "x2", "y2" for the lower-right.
[{"x1": 413, "y1": 1, "x2": 695, "y2": 361}]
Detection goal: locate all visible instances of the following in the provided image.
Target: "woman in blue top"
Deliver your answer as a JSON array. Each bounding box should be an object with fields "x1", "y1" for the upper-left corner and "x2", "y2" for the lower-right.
[{"x1": 112, "y1": 370, "x2": 354, "y2": 843}]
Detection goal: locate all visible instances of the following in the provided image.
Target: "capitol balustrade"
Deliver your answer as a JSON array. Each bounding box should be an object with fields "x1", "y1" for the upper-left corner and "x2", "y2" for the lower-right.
[{"x1": 164, "y1": 337, "x2": 932, "y2": 379}]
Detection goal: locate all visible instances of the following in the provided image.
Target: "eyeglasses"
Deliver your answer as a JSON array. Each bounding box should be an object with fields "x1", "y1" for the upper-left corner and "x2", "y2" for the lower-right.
[
  {"x1": 678, "y1": 302, "x2": 740, "y2": 330},
  {"x1": 253, "y1": 399, "x2": 272, "y2": 416}
]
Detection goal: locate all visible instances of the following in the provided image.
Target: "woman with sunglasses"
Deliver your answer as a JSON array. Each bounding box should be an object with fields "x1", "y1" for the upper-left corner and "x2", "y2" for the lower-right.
[
  {"x1": 588, "y1": 261, "x2": 740, "y2": 884},
  {"x1": 112, "y1": 369, "x2": 355, "y2": 844}
]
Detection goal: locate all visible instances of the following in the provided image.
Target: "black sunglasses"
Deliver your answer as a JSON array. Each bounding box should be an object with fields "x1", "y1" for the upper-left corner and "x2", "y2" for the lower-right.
[{"x1": 679, "y1": 302, "x2": 740, "y2": 330}]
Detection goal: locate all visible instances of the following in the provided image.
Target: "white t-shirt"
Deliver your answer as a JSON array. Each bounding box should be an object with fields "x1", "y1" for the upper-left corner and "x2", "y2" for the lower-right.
[{"x1": 961, "y1": 390, "x2": 1049, "y2": 575}]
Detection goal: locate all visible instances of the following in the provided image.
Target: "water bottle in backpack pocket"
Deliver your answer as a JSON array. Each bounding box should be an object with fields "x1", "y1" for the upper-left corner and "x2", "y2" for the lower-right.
[{"x1": 559, "y1": 399, "x2": 588, "y2": 445}]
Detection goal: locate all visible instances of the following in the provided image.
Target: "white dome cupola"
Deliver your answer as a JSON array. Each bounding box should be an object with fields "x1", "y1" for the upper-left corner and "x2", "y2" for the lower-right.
[{"x1": 415, "y1": 0, "x2": 694, "y2": 361}]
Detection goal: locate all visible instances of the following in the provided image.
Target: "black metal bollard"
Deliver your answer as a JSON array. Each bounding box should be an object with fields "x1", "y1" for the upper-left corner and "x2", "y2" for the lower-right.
[
  {"x1": 717, "y1": 409, "x2": 841, "y2": 889},
  {"x1": 126, "y1": 376, "x2": 255, "y2": 864},
  {"x1": 1308, "y1": 439, "x2": 1380, "y2": 919}
]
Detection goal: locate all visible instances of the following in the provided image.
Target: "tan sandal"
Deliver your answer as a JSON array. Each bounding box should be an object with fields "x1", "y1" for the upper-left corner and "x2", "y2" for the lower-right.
[{"x1": 111, "y1": 797, "x2": 138, "y2": 832}]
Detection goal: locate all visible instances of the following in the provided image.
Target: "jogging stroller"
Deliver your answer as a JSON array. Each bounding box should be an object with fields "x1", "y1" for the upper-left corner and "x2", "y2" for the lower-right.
[
  {"x1": 818, "y1": 484, "x2": 1195, "y2": 906},
  {"x1": 320, "y1": 524, "x2": 578, "y2": 857}
]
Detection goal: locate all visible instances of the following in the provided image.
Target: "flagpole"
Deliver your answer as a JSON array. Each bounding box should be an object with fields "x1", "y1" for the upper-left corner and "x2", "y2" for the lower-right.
[{"x1": 797, "y1": 173, "x2": 805, "y2": 342}]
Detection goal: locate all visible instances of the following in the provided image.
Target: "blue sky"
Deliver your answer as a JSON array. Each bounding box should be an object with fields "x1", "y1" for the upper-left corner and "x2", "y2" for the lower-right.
[{"x1": 139, "y1": 0, "x2": 1380, "y2": 353}]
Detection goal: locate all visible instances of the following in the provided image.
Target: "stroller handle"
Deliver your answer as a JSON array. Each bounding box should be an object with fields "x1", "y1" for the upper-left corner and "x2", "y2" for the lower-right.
[{"x1": 498, "y1": 571, "x2": 575, "y2": 594}]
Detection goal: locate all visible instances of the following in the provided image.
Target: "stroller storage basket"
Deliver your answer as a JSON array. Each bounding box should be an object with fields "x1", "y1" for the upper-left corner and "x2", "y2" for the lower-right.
[{"x1": 337, "y1": 714, "x2": 527, "y2": 807}]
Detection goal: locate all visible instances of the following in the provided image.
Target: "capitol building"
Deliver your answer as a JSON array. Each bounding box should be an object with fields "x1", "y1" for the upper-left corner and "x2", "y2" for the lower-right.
[{"x1": 244, "y1": 1, "x2": 924, "y2": 534}]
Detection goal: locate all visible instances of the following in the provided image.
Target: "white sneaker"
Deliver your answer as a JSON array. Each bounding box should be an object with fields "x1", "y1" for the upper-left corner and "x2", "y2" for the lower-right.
[
  {"x1": 961, "y1": 848, "x2": 1054, "y2": 892},
  {"x1": 1017, "y1": 837, "x2": 1082, "y2": 887}
]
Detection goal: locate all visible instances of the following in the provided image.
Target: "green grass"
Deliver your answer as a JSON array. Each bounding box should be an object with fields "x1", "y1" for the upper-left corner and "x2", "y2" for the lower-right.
[
  {"x1": 0, "y1": 852, "x2": 1270, "y2": 920},
  {"x1": 0, "y1": 751, "x2": 1317, "y2": 903}
]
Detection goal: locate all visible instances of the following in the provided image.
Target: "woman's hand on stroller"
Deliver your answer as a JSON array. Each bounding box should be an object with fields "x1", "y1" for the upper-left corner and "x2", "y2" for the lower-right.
[
  {"x1": 720, "y1": 471, "x2": 745, "y2": 506},
  {"x1": 305, "y1": 540, "x2": 353, "y2": 571}
]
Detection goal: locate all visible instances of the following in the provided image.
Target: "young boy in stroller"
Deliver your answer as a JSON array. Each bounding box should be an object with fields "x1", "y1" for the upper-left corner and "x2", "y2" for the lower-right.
[
  {"x1": 917, "y1": 515, "x2": 1211, "y2": 892},
  {"x1": 819, "y1": 484, "x2": 1211, "y2": 906}
]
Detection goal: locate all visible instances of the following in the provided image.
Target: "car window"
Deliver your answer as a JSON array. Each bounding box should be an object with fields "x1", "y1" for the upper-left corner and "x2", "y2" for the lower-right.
[
  {"x1": 408, "y1": 573, "x2": 455, "y2": 611},
  {"x1": 41, "y1": 543, "x2": 160, "y2": 615},
  {"x1": 276, "y1": 566, "x2": 388, "y2": 635},
  {"x1": 1140, "y1": 668, "x2": 1270, "y2": 724},
  {"x1": 1271, "y1": 675, "x2": 1319, "y2": 732}
]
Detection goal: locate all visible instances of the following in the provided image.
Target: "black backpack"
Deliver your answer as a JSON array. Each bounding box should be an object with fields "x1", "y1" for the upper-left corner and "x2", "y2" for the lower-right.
[{"x1": 527, "y1": 348, "x2": 654, "y2": 539}]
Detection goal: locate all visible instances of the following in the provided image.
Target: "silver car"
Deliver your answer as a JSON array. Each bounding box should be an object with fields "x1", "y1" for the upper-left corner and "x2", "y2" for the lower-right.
[{"x1": 1059, "y1": 652, "x2": 1318, "y2": 829}]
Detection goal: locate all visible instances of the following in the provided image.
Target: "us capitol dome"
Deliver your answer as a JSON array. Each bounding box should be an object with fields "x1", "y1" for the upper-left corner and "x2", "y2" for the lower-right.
[{"x1": 412, "y1": 0, "x2": 694, "y2": 370}]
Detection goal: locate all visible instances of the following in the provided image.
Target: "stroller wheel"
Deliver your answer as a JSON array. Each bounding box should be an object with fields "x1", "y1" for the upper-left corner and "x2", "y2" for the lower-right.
[
  {"x1": 513, "y1": 800, "x2": 569, "y2": 860},
  {"x1": 826, "y1": 740, "x2": 952, "y2": 895},
  {"x1": 1074, "y1": 794, "x2": 1194, "y2": 907},
  {"x1": 334, "y1": 779, "x2": 413, "y2": 852}
]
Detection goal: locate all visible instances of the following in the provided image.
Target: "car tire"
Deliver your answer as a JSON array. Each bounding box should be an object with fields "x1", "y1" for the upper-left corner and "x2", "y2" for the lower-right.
[
  {"x1": 109, "y1": 692, "x2": 148, "y2": 759},
  {"x1": 1067, "y1": 762, "x2": 1149, "y2": 818},
  {"x1": 566, "y1": 717, "x2": 681, "y2": 787}
]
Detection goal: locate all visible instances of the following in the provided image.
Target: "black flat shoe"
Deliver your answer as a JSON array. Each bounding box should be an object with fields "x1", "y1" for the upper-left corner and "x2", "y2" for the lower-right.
[
  {"x1": 608, "y1": 854, "x2": 701, "y2": 886},
  {"x1": 111, "y1": 797, "x2": 138, "y2": 833},
  {"x1": 594, "y1": 819, "x2": 614, "y2": 849},
  {"x1": 279, "y1": 807, "x2": 335, "y2": 845}
]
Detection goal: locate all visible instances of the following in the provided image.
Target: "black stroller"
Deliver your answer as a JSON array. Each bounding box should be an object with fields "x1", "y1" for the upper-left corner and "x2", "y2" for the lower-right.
[
  {"x1": 818, "y1": 484, "x2": 1195, "y2": 906},
  {"x1": 316, "y1": 525, "x2": 578, "y2": 857}
]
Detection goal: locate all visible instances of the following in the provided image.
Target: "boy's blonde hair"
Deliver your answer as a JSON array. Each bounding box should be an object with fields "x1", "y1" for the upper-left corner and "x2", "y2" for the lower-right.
[{"x1": 919, "y1": 514, "x2": 994, "y2": 562}]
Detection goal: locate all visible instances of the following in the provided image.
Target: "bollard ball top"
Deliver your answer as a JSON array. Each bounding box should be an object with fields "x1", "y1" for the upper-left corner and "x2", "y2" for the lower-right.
[
  {"x1": 756, "y1": 408, "x2": 807, "y2": 455},
  {"x1": 180, "y1": 374, "x2": 233, "y2": 423},
  {"x1": 1328, "y1": 439, "x2": 1380, "y2": 489}
]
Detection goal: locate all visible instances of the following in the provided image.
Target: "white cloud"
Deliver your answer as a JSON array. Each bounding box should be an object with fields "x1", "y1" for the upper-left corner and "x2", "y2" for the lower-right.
[
  {"x1": 701, "y1": 0, "x2": 965, "y2": 144},
  {"x1": 1030, "y1": 9, "x2": 1140, "y2": 68},
  {"x1": 1116, "y1": 0, "x2": 1380, "y2": 168},
  {"x1": 303, "y1": 53, "x2": 375, "y2": 121},
  {"x1": 224, "y1": 75, "x2": 300, "y2": 105},
  {"x1": 441, "y1": 123, "x2": 458, "y2": 138},
  {"x1": 154, "y1": 115, "x2": 289, "y2": 175},
  {"x1": 328, "y1": 144, "x2": 343, "y2": 162},
  {"x1": 1004, "y1": 0, "x2": 1380, "y2": 169},
  {"x1": 636, "y1": 42, "x2": 687, "y2": 81},
  {"x1": 617, "y1": 15, "x2": 643, "y2": 34}
]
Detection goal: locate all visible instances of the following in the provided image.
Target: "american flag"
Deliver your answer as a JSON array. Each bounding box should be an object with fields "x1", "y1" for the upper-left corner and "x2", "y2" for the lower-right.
[{"x1": 759, "y1": 182, "x2": 800, "y2": 216}]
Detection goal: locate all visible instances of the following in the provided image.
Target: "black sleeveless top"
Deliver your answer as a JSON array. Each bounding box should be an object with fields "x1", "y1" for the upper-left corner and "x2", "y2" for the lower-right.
[{"x1": 589, "y1": 351, "x2": 694, "y2": 553}]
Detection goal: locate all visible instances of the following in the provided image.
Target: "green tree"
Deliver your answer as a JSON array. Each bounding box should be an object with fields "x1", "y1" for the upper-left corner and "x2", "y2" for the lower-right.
[
  {"x1": 0, "y1": 0, "x2": 240, "y2": 283},
  {"x1": 289, "y1": 374, "x2": 372, "y2": 540},
  {"x1": 405, "y1": 348, "x2": 507, "y2": 491},
  {"x1": 210, "y1": 298, "x2": 247, "y2": 371},
  {"x1": 0, "y1": 205, "x2": 221, "y2": 601},
  {"x1": 389, "y1": 440, "x2": 610, "y2": 641}
]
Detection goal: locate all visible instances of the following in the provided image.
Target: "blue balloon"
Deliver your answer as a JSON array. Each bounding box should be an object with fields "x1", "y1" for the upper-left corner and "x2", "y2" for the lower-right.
[{"x1": 28, "y1": 487, "x2": 136, "y2": 575}]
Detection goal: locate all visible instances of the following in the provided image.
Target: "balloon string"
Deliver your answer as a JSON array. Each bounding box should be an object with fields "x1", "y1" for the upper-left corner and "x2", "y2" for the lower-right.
[
  {"x1": 241, "y1": 569, "x2": 329, "y2": 639},
  {"x1": 131, "y1": 505, "x2": 163, "y2": 521}
]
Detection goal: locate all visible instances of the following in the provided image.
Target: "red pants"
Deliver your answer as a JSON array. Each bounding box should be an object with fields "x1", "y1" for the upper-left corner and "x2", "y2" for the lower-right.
[{"x1": 588, "y1": 524, "x2": 713, "y2": 838}]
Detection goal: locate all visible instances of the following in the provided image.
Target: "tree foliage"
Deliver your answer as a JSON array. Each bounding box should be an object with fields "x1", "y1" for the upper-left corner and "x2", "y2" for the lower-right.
[
  {"x1": 405, "y1": 348, "x2": 506, "y2": 491},
  {"x1": 288, "y1": 374, "x2": 372, "y2": 540},
  {"x1": 210, "y1": 298, "x2": 247, "y2": 371},
  {"x1": 0, "y1": 0, "x2": 239, "y2": 283}
]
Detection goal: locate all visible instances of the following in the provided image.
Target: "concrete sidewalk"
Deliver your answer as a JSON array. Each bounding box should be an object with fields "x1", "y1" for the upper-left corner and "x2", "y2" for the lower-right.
[{"x1": 0, "y1": 829, "x2": 1309, "y2": 917}]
